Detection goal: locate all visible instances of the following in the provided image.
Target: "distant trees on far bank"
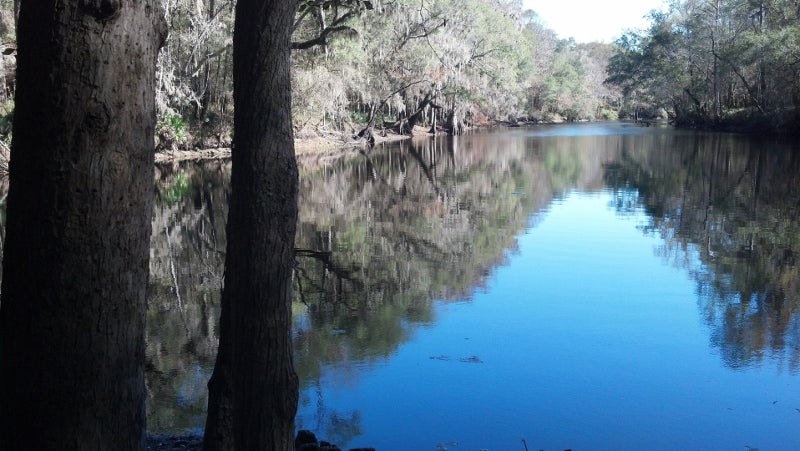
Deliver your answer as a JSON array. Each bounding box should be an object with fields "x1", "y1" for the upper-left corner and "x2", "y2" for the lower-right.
[
  {"x1": 606, "y1": 0, "x2": 800, "y2": 134},
  {"x1": 155, "y1": 0, "x2": 625, "y2": 143},
  {"x1": 0, "y1": 0, "x2": 624, "y2": 149},
  {"x1": 2, "y1": 1, "x2": 791, "y2": 146}
]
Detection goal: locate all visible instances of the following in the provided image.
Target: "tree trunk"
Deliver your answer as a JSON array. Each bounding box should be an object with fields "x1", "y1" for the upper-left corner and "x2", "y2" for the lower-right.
[
  {"x1": 399, "y1": 93, "x2": 435, "y2": 134},
  {"x1": 446, "y1": 107, "x2": 464, "y2": 135},
  {"x1": 0, "y1": 1, "x2": 166, "y2": 450},
  {"x1": 203, "y1": 1, "x2": 300, "y2": 450},
  {"x1": 12, "y1": 0, "x2": 19, "y2": 29}
]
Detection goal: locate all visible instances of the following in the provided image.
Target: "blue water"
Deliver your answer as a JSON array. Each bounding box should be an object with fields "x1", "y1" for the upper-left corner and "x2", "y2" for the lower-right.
[
  {"x1": 142, "y1": 123, "x2": 800, "y2": 448},
  {"x1": 297, "y1": 189, "x2": 800, "y2": 450}
]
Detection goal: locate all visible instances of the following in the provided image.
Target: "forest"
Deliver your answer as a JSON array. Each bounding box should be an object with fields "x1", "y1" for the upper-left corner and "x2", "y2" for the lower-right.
[
  {"x1": 0, "y1": 0, "x2": 622, "y2": 154},
  {"x1": 0, "y1": 0, "x2": 796, "y2": 157},
  {"x1": 607, "y1": 0, "x2": 800, "y2": 132},
  {"x1": 148, "y1": 0, "x2": 624, "y2": 145},
  {"x1": 0, "y1": 0, "x2": 800, "y2": 158}
]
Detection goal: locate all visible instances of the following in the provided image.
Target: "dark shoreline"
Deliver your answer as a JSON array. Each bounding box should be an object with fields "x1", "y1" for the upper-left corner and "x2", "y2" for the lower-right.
[
  {"x1": 146, "y1": 430, "x2": 376, "y2": 451},
  {"x1": 146, "y1": 434, "x2": 202, "y2": 450}
]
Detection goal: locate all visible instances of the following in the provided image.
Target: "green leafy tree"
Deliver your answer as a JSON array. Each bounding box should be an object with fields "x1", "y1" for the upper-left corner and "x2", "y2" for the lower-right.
[{"x1": 607, "y1": 0, "x2": 800, "y2": 131}]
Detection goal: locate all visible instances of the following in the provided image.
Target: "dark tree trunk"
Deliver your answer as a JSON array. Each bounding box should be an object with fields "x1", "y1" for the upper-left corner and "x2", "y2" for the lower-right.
[
  {"x1": 356, "y1": 105, "x2": 378, "y2": 148},
  {"x1": 0, "y1": 1, "x2": 166, "y2": 450},
  {"x1": 203, "y1": 1, "x2": 300, "y2": 450},
  {"x1": 391, "y1": 94, "x2": 436, "y2": 135}
]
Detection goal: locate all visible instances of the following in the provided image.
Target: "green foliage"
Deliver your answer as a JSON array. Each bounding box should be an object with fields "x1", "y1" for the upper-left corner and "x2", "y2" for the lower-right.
[
  {"x1": 349, "y1": 111, "x2": 370, "y2": 125},
  {"x1": 168, "y1": 115, "x2": 186, "y2": 136},
  {"x1": 606, "y1": 0, "x2": 800, "y2": 131},
  {"x1": 0, "y1": 100, "x2": 13, "y2": 144},
  {"x1": 157, "y1": 114, "x2": 188, "y2": 146},
  {"x1": 598, "y1": 107, "x2": 619, "y2": 121},
  {"x1": 0, "y1": 0, "x2": 630, "y2": 144},
  {"x1": 289, "y1": 0, "x2": 620, "y2": 132},
  {"x1": 157, "y1": 172, "x2": 191, "y2": 205}
]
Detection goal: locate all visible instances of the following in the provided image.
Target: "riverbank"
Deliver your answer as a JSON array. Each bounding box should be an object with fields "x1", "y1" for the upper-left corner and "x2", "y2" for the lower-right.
[
  {"x1": 146, "y1": 430, "x2": 375, "y2": 451},
  {"x1": 146, "y1": 434, "x2": 202, "y2": 450},
  {"x1": 153, "y1": 127, "x2": 417, "y2": 165},
  {"x1": 0, "y1": 119, "x2": 585, "y2": 171}
]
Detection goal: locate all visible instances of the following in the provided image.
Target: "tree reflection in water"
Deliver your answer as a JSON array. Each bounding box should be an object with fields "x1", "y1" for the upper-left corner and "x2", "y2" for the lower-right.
[
  {"x1": 142, "y1": 126, "x2": 799, "y2": 436},
  {"x1": 605, "y1": 132, "x2": 800, "y2": 373}
]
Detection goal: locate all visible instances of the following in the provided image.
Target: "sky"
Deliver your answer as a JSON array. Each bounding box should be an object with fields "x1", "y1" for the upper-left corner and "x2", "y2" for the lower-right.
[{"x1": 522, "y1": 0, "x2": 667, "y2": 43}]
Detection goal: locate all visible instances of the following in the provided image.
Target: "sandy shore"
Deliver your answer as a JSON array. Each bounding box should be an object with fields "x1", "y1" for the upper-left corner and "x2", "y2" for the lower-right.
[{"x1": 153, "y1": 127, "x2": 428, "y2": 165}]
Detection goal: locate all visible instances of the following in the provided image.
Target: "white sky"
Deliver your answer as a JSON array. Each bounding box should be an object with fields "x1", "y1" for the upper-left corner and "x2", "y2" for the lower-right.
[{"x1": 522, "y1": 0, "x2": 667, "y2": 43}]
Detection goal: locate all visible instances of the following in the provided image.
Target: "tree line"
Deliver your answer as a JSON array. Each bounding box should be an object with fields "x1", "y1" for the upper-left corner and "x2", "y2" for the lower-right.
[
  {"x1": 1, "y1": 1, "x2": 795, "y2": 148},
  {"x1": 606, "y1": 0, "x2": 800, "y2": 133},
  {"x1": 0, "y1": 0, "x2": 622, "y2": 152},
  {"x1": 155, "y1": 0, "x2": 622, "y2": 143}
]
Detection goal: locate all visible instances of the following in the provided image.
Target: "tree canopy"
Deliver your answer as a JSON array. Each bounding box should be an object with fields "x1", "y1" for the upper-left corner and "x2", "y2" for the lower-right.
[
  {"x1": 160, "y1": 0, "x2": 623, "y2": 138},
  {"x1": 606, "y1": 0, "x2": 800, "y2": 132},
  {"x1": 0, "y1": 0, "x2": 626, "y2": 152}
]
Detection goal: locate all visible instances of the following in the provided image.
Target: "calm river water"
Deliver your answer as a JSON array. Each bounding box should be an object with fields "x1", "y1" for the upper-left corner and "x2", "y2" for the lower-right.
[{"x1": 146, "y1": 123, "x2": 800, "y2": 450}]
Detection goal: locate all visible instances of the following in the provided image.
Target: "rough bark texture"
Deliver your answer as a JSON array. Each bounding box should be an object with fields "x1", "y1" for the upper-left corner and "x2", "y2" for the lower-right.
[
  {"x1": 0, "y1": 1, "x2": 166, "y2": 450},
  {"x1": 203, "y1": 1, "x2": 300, "y2": 450}
]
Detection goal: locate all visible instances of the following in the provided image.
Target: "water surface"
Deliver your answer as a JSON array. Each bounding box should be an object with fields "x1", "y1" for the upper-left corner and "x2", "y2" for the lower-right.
[{"x1": 146, "y1": 123, "x2": 800, "y2": 450}]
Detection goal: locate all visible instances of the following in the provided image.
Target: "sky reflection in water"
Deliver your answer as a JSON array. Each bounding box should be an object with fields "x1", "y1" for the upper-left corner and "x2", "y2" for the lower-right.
[
  {"x1": 145, "y1": 124, "x2": 800, "y2": 449},
  {"x1": 294, "y1": 126, "x2": 800, "y2": 451},
  {"x1": 298, "y1": 189, "x2": 799, "y2": 450}
]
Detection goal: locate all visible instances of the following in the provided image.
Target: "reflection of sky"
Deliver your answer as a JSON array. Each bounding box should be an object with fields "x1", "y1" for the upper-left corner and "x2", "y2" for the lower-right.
[
  {"x1": 525, "y1": 121, "x2": 669, "y2": 137},
  {"x1": 298, "y1": 190, "x2": 800, "y2": 451}
]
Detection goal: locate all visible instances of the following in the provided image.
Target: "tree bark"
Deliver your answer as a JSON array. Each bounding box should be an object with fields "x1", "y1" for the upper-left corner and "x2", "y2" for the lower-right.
[
  {"x1": 446, "y1": 107, "x2": 464, "y2": 135},
  {"x1": 203, "y1": 1, "x2": 300, "y2": 450},
  {"x1": 12, "y1": 0, "x2": 19, "y2": 29},
  {"x1": 0, "y1": 1, "x2": 166, "y2": 450}
]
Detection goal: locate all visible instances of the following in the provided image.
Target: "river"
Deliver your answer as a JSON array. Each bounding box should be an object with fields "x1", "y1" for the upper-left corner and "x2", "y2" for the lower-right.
[{"x1": 146, "y1": 122, "x2": 800, "y2": 450}]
